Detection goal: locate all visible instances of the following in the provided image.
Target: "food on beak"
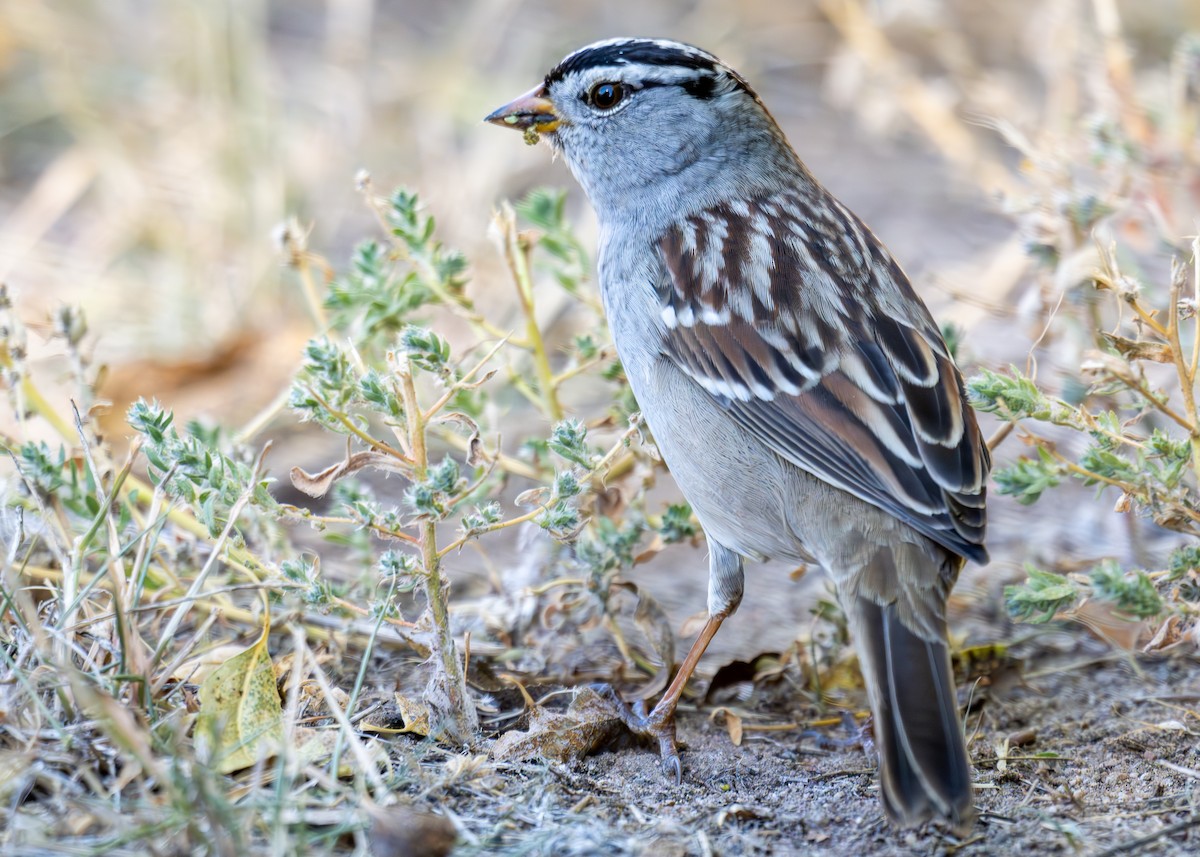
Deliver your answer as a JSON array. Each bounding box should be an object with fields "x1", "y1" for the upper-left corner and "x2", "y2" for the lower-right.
[{"x1": 484, "y1": 83, "x2": 560, "y2": 135}]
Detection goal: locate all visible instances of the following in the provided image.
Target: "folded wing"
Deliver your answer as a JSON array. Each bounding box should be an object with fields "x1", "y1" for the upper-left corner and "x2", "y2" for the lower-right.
[{"x1": 655, "y1": 189, "x2": 989, "y2": 563}]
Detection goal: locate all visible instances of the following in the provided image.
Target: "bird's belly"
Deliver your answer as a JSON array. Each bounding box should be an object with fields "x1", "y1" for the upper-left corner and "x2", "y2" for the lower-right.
[{"x1": 626, "y1": 352, "x2": 811, "y2": 564}]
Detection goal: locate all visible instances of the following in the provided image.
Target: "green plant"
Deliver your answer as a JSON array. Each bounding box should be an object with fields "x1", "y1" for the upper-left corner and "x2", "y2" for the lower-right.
[
  {"x1": 966, "y1": 32, "x2": 1200, "y2": 634},
  {"x1": 277, "y1": 180, "x2": 700, "y2": 741},
  {"x1": 0, "y1": 176, "x2": 700, "y2": 850}
]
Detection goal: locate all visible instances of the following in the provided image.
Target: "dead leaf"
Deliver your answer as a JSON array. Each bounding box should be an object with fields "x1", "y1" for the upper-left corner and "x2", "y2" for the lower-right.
[
  {"x1": 955, "y1": 641, "x2": 1026, "y2": 697},
  {"x1": 437, "y1": 411, "x2": 477, "y2": 436},
  {"x1": 97, "y1": 325, "x2": 313, "y2": 450},
  {"x1": 1143, "y1": 614, "x2": 1185, "y2": 653},
  {"x1": 632, "y1": 533, "x2": 665, "y2": 566},
  {"x1": 515, "y1": 486, "x2": 549, "y2": 506},
  {"x1": 642, "y1": 838, "x2": 688, "y2": 857},
  {"x1": 171, "y1": 643, "x2": 253, "y2": 684},
  {"x1": 1099, "y1": 332, "x2": 1174, "y2": 364},
  {"x1": 436, "y1": 412, "x2": 489, "y2": 467},
  {"x1": 391, "y1": 693, "x2": 433, "y2": 737},
  {"x1": 704, "y1": 653, "x2": 784, "y2": 704},
  {"x1": 1007, "y1": 728, "x2": 1037, "y2": 748},
  {"x1": 467, "y1": 434, "x2": 486, "y2": 467},
  {"x1": 678, "y1": 611, "x2": 709, "y2": 639},
  {"x1": 195, "y1": 621, "x2": 284, "y2": 773},
  {"x1": 290, "y1": 679, "x2": 348, "y2": 718},
  {"x1": 594, "y1": 485, "x2": 624, "y2": 517},
  {"x1": 491, "y1": 687, "x2": 623, "y2": 763},
  {"x1": 272, "y1": 648, "x2": 335, "y2": 687},
  {"x1": 0, "y1": 752, "x2": 31, "y2": 804},
  {"x1": 290, "y1": 444, "x2": 411, "y2": 498},
  {"x1": 710, "y1": 707, "x2": 744, "y2": 746},
  {"x1": 1068, "y1": 599, "x2": 1150, "y2": 650}
]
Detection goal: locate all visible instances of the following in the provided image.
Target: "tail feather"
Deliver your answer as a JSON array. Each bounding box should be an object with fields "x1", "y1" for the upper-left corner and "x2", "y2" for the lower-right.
[{"x1": 852, "y1": 597, "x2": 974, "y2": 831}]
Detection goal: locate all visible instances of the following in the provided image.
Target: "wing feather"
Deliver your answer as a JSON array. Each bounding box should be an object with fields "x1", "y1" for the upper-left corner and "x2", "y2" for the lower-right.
[{"x1": 656, "y1": 190, "x2": 989, "y2": 563}]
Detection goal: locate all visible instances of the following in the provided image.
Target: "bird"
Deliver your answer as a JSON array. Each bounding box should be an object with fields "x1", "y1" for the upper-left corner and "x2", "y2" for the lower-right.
[{"x1": 486, "y1": 37, "x2": 989, "y2": 831}]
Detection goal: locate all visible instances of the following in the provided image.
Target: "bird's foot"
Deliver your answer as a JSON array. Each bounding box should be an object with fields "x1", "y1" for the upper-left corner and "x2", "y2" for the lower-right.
[{"x1": 593, "y1": 684, "x2": 683, "y2": 784}]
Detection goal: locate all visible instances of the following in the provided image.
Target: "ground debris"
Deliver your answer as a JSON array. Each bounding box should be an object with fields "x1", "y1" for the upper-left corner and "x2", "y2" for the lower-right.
[{"x1": 491, "y1": 686, "x2": 624, "y2": 763}]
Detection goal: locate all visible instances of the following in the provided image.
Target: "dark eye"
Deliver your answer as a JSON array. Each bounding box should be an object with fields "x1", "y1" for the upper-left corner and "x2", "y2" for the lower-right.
[{"x1": 588, "y1": 82, "x2": 625, "y2": 110}]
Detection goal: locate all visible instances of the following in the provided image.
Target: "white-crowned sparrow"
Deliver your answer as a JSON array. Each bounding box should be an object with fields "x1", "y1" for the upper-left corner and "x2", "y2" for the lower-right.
[{"x1": 486, "y1": 38, "x2": 988, "y2": 831}]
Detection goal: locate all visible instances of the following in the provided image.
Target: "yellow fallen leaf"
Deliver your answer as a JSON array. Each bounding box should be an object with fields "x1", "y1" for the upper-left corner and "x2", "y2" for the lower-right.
[
  {"x1": 195, "y1": 619, "x2": 284, "y2": 774},
  {"x1": 392, "y1": 693, "x2": 433, "y2": 737},
  {"x1": 171, "y1": 644, "x2": 250, "y2": 685}
]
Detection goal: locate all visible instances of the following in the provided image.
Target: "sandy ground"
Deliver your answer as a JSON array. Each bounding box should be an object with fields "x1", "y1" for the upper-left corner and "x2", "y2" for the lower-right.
[{"x1": 401, "y1": 645, "x2": 1200, "y2": 856}]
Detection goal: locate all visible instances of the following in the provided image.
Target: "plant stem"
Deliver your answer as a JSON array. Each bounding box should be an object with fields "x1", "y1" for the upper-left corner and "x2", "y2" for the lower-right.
[
  {"x1": 0, "y1": 344, "x2": 75, "y2": 441},
  {"x1": 302, "y1": 386, "x2": 412, "y2": 464},
  {"x1": 499, "y1": 204, "x2": 564, "y2": 421},
  {"x1": 436, "y1": 417, "x2": 642, "y2": 557},
  {"x1": 3, "y1": 361, "x2": 279, "y2": 584},
  {"x1": 553, "y1": 346, "x2": 616, "y2": 386},
  {"x1": 1117, "y1": 374, "x2": 1195, "y2": 434},
  {"x1": 399, "y1": 360, "x2": 478, "y2": 743},
  {"x1": 1044, "y1": 446, "x2": 1200, "y2": 527},
  {"x1": 1189, "y1": 239, "x2": 1200, "y2": 388},
  {"x1": 434, "y1": 428, "x2": 542, "y2": 481},
  {"x1": 295, "y1": 249, "x2": 330, "y2": 330},
  {"x1": 360, "y1": 188, "x2": 529, "y2": 348},
  {"x1": 1166, "y1": 256, "x2": 1200, "y2": 490},
  {"x1": 421, "y1": 335, "x2": 510, "y2": 422}
]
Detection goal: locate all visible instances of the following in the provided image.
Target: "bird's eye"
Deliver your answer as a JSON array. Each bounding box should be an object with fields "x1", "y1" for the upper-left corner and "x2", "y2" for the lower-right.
[{"x1": 588, "y1": 82, "x2": 625, "y2": 110}]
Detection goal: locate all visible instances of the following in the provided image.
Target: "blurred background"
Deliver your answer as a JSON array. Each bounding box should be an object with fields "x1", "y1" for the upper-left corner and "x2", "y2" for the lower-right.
[{"x1": 2, "y1": 0, "x2": 1197, "y2": 656}]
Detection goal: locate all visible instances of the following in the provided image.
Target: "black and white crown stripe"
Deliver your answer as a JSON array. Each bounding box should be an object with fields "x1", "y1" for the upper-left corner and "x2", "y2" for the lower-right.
[{"x1": 544, "y1": 38, "x2": 754, "y2": 101}]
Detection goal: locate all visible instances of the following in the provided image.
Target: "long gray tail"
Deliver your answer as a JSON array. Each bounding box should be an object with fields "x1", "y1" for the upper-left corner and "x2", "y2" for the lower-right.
[{"x1": 850, "y1": 594, "x2": 973, "y2": 831}]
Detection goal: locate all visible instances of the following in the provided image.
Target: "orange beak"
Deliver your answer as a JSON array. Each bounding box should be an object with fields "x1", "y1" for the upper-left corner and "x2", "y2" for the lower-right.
[{"x1": 484, "y1": 83, "x2": 561, "y2": 133}]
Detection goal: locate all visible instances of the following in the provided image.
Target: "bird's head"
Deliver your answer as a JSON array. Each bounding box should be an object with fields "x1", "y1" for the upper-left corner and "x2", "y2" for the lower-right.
[{"x1": 486, "y1": 38, "x2": 799, "y2": 215}]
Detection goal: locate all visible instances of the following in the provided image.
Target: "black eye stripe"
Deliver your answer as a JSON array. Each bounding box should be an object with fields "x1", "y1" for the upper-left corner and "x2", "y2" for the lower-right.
[
  {"x1": 680, "y1": 75, "x2": 718, "y2": 100},
  {"x1": 576, "y1": 75, "x2": 723, "y2": 107}
]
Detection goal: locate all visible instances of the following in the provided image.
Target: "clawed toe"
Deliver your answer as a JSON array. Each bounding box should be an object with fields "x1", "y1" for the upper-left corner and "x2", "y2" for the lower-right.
[
  {"x1": 586, "y1": 615, "x2": 728, "y2": 785},
  {"x1": 592, "y1": 683, "x2": 684, "y2": 783},
  {"x1": 661, "y1": 747, "x2": 682, "y2": 785}
]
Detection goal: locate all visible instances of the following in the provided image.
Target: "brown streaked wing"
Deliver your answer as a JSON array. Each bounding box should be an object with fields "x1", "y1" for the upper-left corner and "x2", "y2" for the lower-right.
[{"x1": 655, "y1": 191, "x2": 989, "y2": 563}]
